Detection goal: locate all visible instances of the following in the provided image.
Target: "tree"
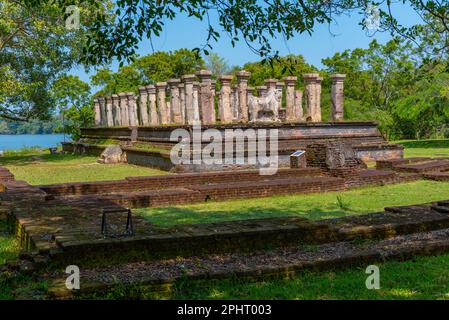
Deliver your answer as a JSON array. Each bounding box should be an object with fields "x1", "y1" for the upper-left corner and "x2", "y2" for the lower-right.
[
  {"x1": 394, "y1": 63, "x2": 449, "y2": 139},
  {"x1": 0, "y1": 0, "x2": 111, "y2": 121},
  {"x1": 91, "y1": 49, "x2": 205, "y2": 95},
  {"x1": 205, "y1": 53, "x2": 230, "y2": 78},
  {"x1": 321, "y1": 38, "x2": 418, "y2": 137},
  {"x1": 51, "y1": 75, "x2": 92, "y2": 139},
  {"x1": 241, "y1": 54, "x2": 316, "y2": 87}
]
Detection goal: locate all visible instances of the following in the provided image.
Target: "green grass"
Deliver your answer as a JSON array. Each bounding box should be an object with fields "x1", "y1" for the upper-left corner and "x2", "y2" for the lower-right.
[
  {"x1": 0, "y1": 220, "x2": 18, "y2": 266},
  {"x1": 137, "y1": 180, "x2": 449, "y2": 226},
  {"x1": 173, "y1": 254, "x2": 449, "y2": 300},
  {"x1": 0, "y1": 149, "x2": 167, "y2": 185},
  {"x1": 394, "y1": 139, "x2": 449, "y2": 158}
]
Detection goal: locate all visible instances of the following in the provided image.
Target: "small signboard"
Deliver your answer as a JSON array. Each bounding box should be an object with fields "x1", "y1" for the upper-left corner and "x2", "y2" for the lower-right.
[
  {"x1": 290, "y1": 150, "x2": 306, "y2": 168},
  {"x1": 291, "y1": 150, "x2": 305, "y2": 157}
]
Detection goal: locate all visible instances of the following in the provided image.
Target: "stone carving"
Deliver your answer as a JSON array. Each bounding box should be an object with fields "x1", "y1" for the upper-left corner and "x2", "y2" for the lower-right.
[
  {"x1": 98, "y1": 145, "x2": 126, "y2": 164},
  {"x1": 248, "y1": 89, "x2": 282, "y2": 123}
]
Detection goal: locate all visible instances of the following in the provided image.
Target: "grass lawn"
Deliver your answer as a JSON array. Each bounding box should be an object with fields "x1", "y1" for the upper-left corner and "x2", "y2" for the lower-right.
[
  {"x1": 173, "y1": 254, "x2": 449, "y2": 300},
  {"x1": 137, "y1": 180, "x2": 449, "y2": 226},
  {"x1": 394, "y1": 139, "x2": 449, "y2": 158},
  {"x1": 0, "y1": 149, "x2": 167, "y2": 185}
]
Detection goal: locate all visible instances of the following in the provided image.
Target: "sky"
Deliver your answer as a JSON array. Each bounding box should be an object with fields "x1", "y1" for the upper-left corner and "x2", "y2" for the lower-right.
[{"x1": 72, "y1": 2, "x2": 421, "y2": 88}]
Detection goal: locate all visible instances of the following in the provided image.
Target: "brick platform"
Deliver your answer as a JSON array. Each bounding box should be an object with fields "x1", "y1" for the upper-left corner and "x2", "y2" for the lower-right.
[
  {"x1": 65, "y1": 122, "x2": 404, "y2": 172},
  {"x1": 1, "y1": 172, "x2": 447, "y2": 265},
  {"x1": 3, "y1": 162, "x2": 449, "y2": 298}
]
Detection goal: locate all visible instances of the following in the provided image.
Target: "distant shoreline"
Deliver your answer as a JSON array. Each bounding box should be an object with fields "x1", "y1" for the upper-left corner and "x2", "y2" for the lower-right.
[{"x1": 0, "y1": 133, "x2": 69, "y2": 151}]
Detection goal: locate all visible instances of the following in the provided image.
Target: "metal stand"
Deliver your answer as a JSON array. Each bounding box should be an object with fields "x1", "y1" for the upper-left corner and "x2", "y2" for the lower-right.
[{"x1": 101, "y1": 208, "x2": 134, "y2": 237}]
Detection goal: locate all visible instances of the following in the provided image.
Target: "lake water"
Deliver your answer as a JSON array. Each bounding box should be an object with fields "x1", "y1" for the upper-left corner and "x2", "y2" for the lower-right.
[{"x1": 0, "y1": 134, "x2": 69, "y2": 151}]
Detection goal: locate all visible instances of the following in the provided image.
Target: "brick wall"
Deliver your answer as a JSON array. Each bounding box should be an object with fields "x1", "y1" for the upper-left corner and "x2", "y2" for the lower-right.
[{"x1": 39, "y1": 167, "x2": 324, "y2": 196}]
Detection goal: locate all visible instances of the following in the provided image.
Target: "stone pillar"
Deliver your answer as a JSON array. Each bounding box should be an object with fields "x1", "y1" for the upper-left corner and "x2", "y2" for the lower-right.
[
  {"x1": 237, "y1": 70, "x2": 251, "y2": 122},
  {"x1": 247, "y1": 86, "x2": 258, "y2": 121},
  {"x1": 277, "y1": 82, "x2": 284, "y2": 109},
  {"x1": 127, "y1": 92, "x2": 138, "y2": 126},
  {"x1": 211, "y1": 80, "x2": 217, "y2": 123},
  {"x1": 98, "y1": 96, "x2": 106, "y2": 126},
  {"x1": 257, "y1": 86, "x2": 267, "y2": 97},
  {"x1": 330, "y1": 74, "x2": 346, "y2": 121},
  {"x1": 138, "y1": 86, "x2": 149, "y2": 125},
  {"x1": 315, "y1": 76, "x2": 323, "y2": 122},
  {"x1": 112, "y1": 94, "x2": 121, "y2": 126},
  {"x1": 105, "y1": 96, "x2": 114, "y2": 127},
  {"x1": 146, "y1": 85, "x2": 159, "y2": 126},
  {"x1": 178, "y1": 83, "x2": 186, "y2": 124},
  {"x1": 231, "y1": 85, "x2": 239, "y2": 121},
  {"x1": 218, "y1": 75, "x2": 234, "y2": 124},
  {"x1": 247, "y1": 87, "x2": 254, "y2": 98},
  {"x1": 284, "y1": 76, "x2": 297, "y2": 122},
  {"x1": 167, "y1": 79, "x2": 183, "y2": 124},
  {"x1": 156, "y1": 82, "x2": 169, "y2": 124},
  {"x1": 181, "y1": 74, "x2": 196, "y2": 125},
  {"x1": 196, "y1": 70, "x2": 215, "y2": 125},
  {"x1": 192, "y1": 82, "x2": 201, "y2": 125},
  {"x1": 265, "y1": 79, "x2": 277, "y2": 93},
  {"x1": 93, "y1": 98, "x2": 101, "y2": 126},
  {"x1": 118, "y1": 93, "x2": 129, "y2": 126},
  {"x1": 303, "y1": 73, "x2": 322, "y2": 122},
  {"x1": 276, "y1": 81, "x2": 284, "y2": 93},
  {"x1": 294, "y1": 90, "x2": 303, "y2": 121}
]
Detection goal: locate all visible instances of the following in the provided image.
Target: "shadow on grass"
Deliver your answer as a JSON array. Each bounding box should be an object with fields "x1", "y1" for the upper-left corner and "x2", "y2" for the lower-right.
[
  {"x1": 137, "y1": 203, "x2": 354, "y2": 227},
  {"x1": 396, "y1": 139, "x2": 449, "y2": 149}
]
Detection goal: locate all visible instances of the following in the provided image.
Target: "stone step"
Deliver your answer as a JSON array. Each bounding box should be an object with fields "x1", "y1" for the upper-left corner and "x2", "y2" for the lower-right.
[
  {"x1": 47, "y1": 227, "x2": 449, "y2": 299},
  {"x1": 393, "y1": 159, "x2": 449, "y2": 174},
  {"x1": 376, "y1": 157, "x2": 430, "y2": 170}
]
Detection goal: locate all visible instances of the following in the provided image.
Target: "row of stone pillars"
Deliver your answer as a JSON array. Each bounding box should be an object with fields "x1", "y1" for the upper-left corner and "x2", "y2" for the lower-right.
[{"x1": 93, "y1": 71, "x2": 346, "y2": 127}]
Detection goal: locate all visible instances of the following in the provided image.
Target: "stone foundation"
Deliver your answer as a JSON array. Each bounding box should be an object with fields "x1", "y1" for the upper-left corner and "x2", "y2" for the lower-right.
[{"x1": 64, "y1": 121, "x2": 403, "y2": 172}]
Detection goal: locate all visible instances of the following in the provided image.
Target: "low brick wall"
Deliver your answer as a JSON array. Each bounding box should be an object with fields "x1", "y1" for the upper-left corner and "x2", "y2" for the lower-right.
[{"x1": 39, "y1": 167, "x2": 324, "y2": 196}]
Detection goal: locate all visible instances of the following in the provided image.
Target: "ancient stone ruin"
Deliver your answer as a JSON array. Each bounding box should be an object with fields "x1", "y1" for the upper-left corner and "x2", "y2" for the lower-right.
[
  {"x1": 93, "y1": 71, "x2": 345, "y2": 127},
  {"x1": 68, "y1": 69, "x2": 405, "y2": 173}
]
